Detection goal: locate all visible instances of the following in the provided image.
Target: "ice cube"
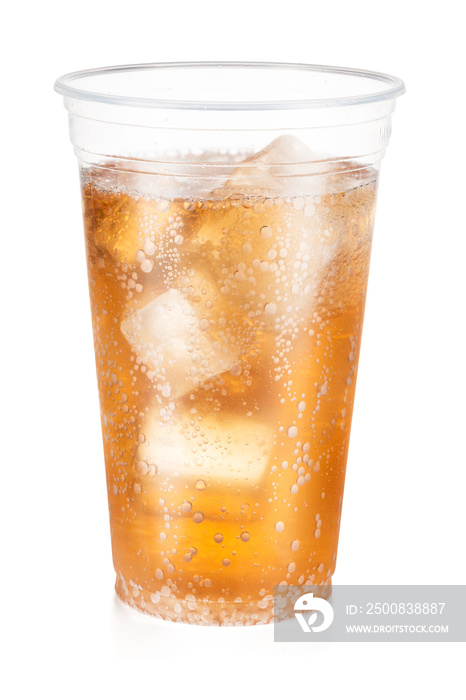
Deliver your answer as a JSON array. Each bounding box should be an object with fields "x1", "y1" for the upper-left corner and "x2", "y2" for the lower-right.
[
  {"x1": 134, "y1": 406, "x2": 273, "y2": 517},
  {"x1": 224, "y1": 135, "x2": 322, "y2": 197},
  {"x1": 189, "y1": 136, "x2": 359, "y2": 334},
  {"x1": 82, "y1": 171, "x2": 177, "y2": 266},
  {"x1": 120, "y1": 288, "x2": 240, "y2": 398}
]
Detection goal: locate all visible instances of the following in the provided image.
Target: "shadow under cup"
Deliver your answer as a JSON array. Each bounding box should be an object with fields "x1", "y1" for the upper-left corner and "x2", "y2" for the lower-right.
[{"x1": 55, "y1": 62, "x2": 404, "y2": 625}]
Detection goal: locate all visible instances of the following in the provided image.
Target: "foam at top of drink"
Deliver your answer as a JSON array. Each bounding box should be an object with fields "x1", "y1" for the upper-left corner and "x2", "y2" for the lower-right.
[{"x1": 81, "y1": 136, "x2": 376, "y2": 202}]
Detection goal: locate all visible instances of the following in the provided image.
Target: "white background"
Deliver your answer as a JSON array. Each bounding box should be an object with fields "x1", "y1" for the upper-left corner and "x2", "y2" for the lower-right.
[{"x1": 2, "y1": 0, "x2": 465, "y2": 697}]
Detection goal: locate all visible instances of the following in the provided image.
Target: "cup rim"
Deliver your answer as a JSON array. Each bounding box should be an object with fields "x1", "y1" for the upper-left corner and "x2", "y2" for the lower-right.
[{"x1": 54, "y1": 61, "x2": 405, "y2": 111}]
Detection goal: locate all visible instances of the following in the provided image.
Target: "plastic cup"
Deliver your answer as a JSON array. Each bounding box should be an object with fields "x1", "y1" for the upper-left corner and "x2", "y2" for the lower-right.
[{"x1": 55, "y1": 62, "x2": 404, "y2": 625}]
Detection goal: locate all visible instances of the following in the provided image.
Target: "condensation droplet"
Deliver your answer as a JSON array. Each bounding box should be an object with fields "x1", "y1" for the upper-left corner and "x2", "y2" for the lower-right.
[
  {"x1": 240, "y1": 532, "x2": 250, "y2": 542},
  {"x1": 222, "y1": 558, "x2": 230, "y2": 567},
  {"x1": 193, "y1": 511, "x2": 204, "y2": 524},
  {"x1": 287, "y1": 426, "x2": 298, "y2": 438},
  {"x1": 181, "y1": 501, "x2": 192, "y2": 513},
  {"x1": 214, "y1": 533, "x2": 224, "y2": 543},
  {"x1": 291, "y1": 540, "x2": 300, "y2": 552},
  {"x1": 275, "y1": 521, "x2": 285, "y2": 533}
]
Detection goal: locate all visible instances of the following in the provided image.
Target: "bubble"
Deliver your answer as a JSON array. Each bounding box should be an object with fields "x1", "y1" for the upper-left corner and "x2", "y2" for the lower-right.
[
  {"x1": 155, "y1": 568, "x2": 164, "y2": 580},
  {"x1": 138, "y1": 433, "x2": 146, "y2": 444},
  {"x1": 260, "y1": 226, "x2": 273, "y2": 239},
  {"x1": 303, "y1": 442, "x2": 310, "y2": 453},
  {"x1": 199, "y1": 318, "x2": 210, "y2": 331},
  {"x1": 291, "y1": 540, "x2": 300, "y2": 552},
  {"x1": 136, "y1": 461, "x2": 149, "y2": 476},
  {"x1": 242, "y1": 242, "x2": 253, "y2": 254},
  {"x1": 298, "y1": 401, "x2": 306, "y2": 412},
  {"x1": 240, "y1": 532, "x2": 250, "y2": 542},
  {"x1": 133, "y1": 482, "x2": 141, "y2": 494},
  {"x1": 174, "y1": 234, "x2": 184, "y2": 246},
  {"x1": 161, "y1": 383, "x2": 171, "y2": 398},
  {"x1": 229, "y1": 362, "x2": 242, "y2": 377},
  {"x1": 144, "y1": 239, "x2": 156, "y2": 256},
  {"x1": 281, "y1": 461, "x2": 288, "y2": 469},
  {"x1": 214, "y1": 533, "x2": 224, "y2": 543},
  {"x1": 315, "y1": 529, "x2": 321, "y2": 539},
  {"x1": 290, "y1": 484, "x2": 299, "y2": 495},
  {"x1": 222, "y1": 558, "x2": 231, "y2": 567},
  {"x1": 193, "y1": 512, "x2": 204, "y2": 523},
  {"x1": 181, "y1": 501, "x2": 192, "y2": 513},
  {"x1": 136, "y1": 250, "x2": 145, "y2": 263},
  {"x1": 288, "y1": 562, "x2": 296, "y2": 573},
  {"x1": 195, "y1": 479, "x2": 206, "y2": 491},
  {"x1": 287, "y1": 426, "x2": 298, "y2": 438},
  {"x1": 264, "y1": 302, "x2": 277, "y2": 316},
  {"x1": 141, "y1": 259, "x2": 153, "y2": 273},
  {"x1": 275, "y1": 521, "x2": 285, "y2": 533}
]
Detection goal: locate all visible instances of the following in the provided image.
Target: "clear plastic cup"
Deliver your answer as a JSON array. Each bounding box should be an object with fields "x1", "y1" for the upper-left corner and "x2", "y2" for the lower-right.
[{"x1": 55, "y1": 62, "x2": 404, "y2": 625}]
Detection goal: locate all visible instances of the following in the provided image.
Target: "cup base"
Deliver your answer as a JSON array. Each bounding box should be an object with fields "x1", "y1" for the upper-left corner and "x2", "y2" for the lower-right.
[{"x1": 115, "y1": 572, "x2": 332, "y2": 626}]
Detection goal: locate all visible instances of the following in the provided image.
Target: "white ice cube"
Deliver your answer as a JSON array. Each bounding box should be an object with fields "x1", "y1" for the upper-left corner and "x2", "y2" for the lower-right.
[
  {"x1": 137, "y1": 407, "x2": 273, "y2": 487},
  {"x1": 225, "y1": 135, "x2": 325, "y2": 197},
  {"x1": 121, "y1": 288, "x2": 239, "y2": 398}
]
